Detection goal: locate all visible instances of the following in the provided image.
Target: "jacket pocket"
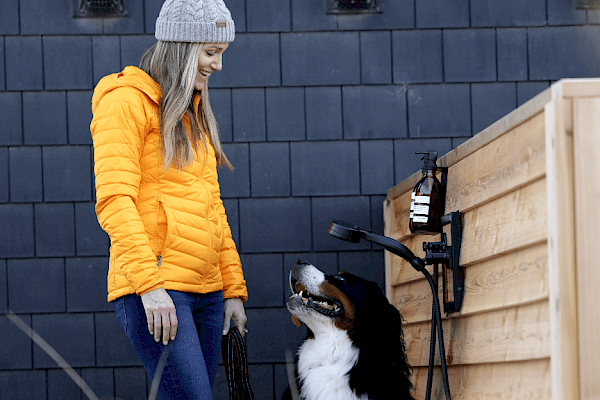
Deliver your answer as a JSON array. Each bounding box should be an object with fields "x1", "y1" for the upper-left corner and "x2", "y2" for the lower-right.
[{"x1": 157, "y1": 200, "x2": 175, "y2": 257}]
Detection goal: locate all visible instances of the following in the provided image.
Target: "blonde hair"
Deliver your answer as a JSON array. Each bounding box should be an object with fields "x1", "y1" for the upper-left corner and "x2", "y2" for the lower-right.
[{"x1": 139, "y1": 41, "x2": 232, "y2": 170}]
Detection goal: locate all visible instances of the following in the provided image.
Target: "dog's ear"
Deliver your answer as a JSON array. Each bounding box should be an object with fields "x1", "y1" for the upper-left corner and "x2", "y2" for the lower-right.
[{"x1": 350, "y1": 293, "x2": 414, "y2": 399}]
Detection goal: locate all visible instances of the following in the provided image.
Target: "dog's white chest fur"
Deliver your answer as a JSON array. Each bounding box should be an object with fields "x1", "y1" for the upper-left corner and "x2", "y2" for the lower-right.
[{"x1": 297, "y1": 329, "x2": 368, "y2": 400}]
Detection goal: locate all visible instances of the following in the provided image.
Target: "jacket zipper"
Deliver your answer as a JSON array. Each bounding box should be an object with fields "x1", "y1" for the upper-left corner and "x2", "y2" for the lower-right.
[
  {"x1": 202, "y1": 180, "x2": 213, "y2": 267},
  {"x1": 157, "y1": 255, "x2": 161, "y2": 267}
]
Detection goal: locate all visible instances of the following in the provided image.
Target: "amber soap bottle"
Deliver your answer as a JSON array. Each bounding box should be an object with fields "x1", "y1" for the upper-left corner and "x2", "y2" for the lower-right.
[{"x1": 409, "y1": 151, "x2": 444, "y2": 234}]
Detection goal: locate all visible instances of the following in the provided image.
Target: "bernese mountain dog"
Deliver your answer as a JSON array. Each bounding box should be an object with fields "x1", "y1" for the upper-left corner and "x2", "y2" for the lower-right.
[{"x1": 283, "y1": 260, "x2": 414, "y2": 400}]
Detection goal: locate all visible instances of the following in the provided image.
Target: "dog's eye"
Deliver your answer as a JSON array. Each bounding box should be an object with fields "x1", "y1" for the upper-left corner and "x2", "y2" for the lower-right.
[{"x1": 332, "y1": 275, "x2": 345, "y2": 282}]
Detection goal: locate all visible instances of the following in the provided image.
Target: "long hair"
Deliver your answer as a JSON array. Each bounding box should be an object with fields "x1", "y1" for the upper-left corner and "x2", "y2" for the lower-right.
[{"x1": 139, "y1": 41, "x2": 232, "y2": 170}]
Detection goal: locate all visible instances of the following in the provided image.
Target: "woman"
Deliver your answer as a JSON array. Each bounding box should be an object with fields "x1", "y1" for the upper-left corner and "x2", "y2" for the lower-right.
[{"x1": 90, "y1": 0, "x2": 247, "y2": 398}]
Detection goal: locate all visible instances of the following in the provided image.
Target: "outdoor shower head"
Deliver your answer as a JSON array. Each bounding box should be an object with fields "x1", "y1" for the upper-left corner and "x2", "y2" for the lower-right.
[
  {"x1": 328, "y1": 221, "x2": 425, "y2": 272},
  {"x1": 327, "y1": 220, "x2": 364, "y2": 243}
]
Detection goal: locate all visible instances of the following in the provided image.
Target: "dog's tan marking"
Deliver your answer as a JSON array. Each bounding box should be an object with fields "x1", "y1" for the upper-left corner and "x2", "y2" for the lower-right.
[
  {"x1": 291, "y1": 315, "x2": 303, "y2": 327},
  {"x1": 318, "y1": 281, "x2": 356, "y2": 332}
]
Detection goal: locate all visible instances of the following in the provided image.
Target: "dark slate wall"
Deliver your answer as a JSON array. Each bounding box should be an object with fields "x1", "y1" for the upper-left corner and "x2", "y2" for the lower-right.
[{"x1": 1, "y1": 0, "x2": 599, "y2": 398}]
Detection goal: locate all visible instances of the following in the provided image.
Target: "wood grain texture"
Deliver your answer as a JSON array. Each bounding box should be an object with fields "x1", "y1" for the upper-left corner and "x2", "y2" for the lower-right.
[
  {"x1": 573, "y1": 98, "x2": 600, "y2": 399},
  {"x1": 385, "y1": 190, "x2": 413, "y2": 241},
  {"x1": 404, "y1": 300, "x2": 550, "y2": 367},
  {"x1": 410, "y1": 359, "x2": 551, "y2": 400},
  {"x1": 553, "y1": 79, "x2": 600, "y2": 99},
  {"x1": 544, "y1": 99, "x2": 579, "y2": 400},
  {"x1": 390, "y1": 180, "x2": 548, "y2": 287},
  {"x1": 460, "y1": 178, "x2": 547, "y2": 267},
  {"x1": 392, "y1": 243, "x2": 548, "y2": 323},
  {"x1": 445, "y1": 112, "x2": 546, "y2": 214},
  {"x1": 389, "y1": 235, "x2": 442, "y2": 286}
]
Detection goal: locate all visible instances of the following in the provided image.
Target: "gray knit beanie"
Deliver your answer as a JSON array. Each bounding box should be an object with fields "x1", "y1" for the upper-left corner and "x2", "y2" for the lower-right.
[{"x1": 155, "y1": 0, "x2": 235, "y2": 43}]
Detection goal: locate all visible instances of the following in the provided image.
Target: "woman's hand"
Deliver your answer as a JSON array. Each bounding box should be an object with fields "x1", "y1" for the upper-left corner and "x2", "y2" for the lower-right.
[
  {"x1": 140, "y1": 288, "x2": 178, "y2": 345},
  {"x1": 223, "y1": 298, "x2": 247, "y2": 337}
]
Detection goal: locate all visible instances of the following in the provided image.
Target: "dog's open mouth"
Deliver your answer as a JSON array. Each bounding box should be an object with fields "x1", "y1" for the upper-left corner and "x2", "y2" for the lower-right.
[{"x1": 290, "y1": 279, "x2": 344, "y2": 317}]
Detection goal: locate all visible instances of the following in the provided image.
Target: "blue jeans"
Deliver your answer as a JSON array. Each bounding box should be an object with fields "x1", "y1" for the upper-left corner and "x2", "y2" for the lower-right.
[{"x1": 113, "y1": 290, "x2": 224, "y2": 400}]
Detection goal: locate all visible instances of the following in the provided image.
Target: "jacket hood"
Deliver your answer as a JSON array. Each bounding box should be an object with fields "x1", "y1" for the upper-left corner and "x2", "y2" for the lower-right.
[{"x1": 92, "y1": 66, "x2": 160, "y2": 113}]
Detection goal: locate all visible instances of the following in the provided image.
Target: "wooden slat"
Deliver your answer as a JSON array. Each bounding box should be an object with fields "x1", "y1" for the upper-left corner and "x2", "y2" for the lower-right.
[
  {"x1": 385, "y1": 190, "x2": 413, "y2": 241},
  {"x1": 410, "y1": 359, "x2": 551, "y2": 400},
  {"x1": 573, "y1": 98, "x2": 600, "y2": 399},
  {"x1": 392, "y1": 243, "x2": 548, "y2": 323},
  {"x1": 390, "y1": 179, "x2": 547, "y2": 287},
  {"x1": 553, "y1": 79, "x2": 600, "y2": 99},
  {"x1": 460, "y1": 177, "x2": 547, "y2": 266},
  {"x1": 445, "y1": 112, "x2": 546, "y2": 214},
  {"x1": 404, "y1": 300, "x2": 550, "y2": 367},
  {"x1": 545, "y1": 99, "x2": 579, "y2": 400},
  {"x1": 389, "y1": 235, "x2": 442, "y2": 286}
]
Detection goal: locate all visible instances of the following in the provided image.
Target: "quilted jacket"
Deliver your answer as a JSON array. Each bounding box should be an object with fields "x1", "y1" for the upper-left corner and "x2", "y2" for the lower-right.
[{"x1": 91, "y1": 66, "x2": 247, "y2": 302}]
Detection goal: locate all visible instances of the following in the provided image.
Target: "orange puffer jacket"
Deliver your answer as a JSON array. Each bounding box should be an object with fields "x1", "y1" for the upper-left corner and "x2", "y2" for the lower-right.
[{"x1": 91, "y1": 66, "x2": 247, "y2": 302}]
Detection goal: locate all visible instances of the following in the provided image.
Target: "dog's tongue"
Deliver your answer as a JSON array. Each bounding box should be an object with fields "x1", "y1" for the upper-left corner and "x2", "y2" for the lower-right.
[{"x1": 291, "y1": 315, "x2": 303, "y2": 327}]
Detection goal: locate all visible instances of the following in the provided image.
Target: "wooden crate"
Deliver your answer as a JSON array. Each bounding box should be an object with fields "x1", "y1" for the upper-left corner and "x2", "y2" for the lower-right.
[{"x1": 384, "y1": 79, "x2": 600, "y2": 400}]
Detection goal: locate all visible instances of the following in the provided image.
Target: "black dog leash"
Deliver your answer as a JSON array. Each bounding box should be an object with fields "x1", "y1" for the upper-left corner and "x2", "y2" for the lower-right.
[{"x1": 221, "y1": 328, "x2": 254, "y2": 400}]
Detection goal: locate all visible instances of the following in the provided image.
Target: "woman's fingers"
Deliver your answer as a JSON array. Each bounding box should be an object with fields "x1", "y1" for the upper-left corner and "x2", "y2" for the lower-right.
[
  {"x1": 141, "y1": 288, "x2": 178, "y2": 345},
  {"x1": 155, "y1": 304, "x2": 177, "y2": 345},
  {"x1": 169, "y1": 309, "x2": 178, "y2": 341},
  {"x1": 154, "y1": 308, "x2": 162, "y2": 343},
  {"x1": 145, "y1": 308, "x2": 154, "y2": 336}
]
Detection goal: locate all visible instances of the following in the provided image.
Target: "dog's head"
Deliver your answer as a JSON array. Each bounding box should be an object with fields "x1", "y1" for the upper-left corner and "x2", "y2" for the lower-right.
[{"x1": 287, "y1": 260, "x2": 401, "y2": 342}]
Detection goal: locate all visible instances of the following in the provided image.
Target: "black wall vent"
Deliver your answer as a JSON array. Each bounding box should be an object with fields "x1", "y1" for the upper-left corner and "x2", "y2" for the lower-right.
[
  {"x1": 74, "y1": 0, "x2": 128, "y2": 17},
  {"x1": 326, "y1": 0, "x2": 381, "y2": 14},
  {"x1": 576, "y1": 0, "x2": 600, "y2": 9}
]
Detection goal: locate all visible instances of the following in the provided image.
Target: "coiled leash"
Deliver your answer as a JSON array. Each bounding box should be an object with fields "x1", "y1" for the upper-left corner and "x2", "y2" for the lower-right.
[{"x1": 221, "y1": 328, "x2": 254, "y2": 400}]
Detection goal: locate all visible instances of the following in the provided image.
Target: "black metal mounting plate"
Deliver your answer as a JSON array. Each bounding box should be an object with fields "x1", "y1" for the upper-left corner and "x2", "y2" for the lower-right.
[{"x1": 440, "y1": 211, "x2": 464, "y2": 314}]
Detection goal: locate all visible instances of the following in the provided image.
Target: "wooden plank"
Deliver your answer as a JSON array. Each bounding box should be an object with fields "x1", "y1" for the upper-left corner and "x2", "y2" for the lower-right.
[
  {"x1": 573, "y1": 98, "x2": 600, "y2": 399},
  {"x1": 392, "y1": 243, "x2": 548, "y2": 324},
  {"x1": 389, "y1": 235, "x2": 442, "y2": 286},
  {"x1": 404, "y1": 300, "x2": 550, "y2": 367},
  {"x1": 391, "y1": 179, "x2": 548, "y2": 286},
  {"x1": 460, "y1": 177, "x2": 547, "y2": 267},
  {"x1": 553, "y1": 79, "x2": 600, "y2": 99},
  {"x1": 410, "y1": 359, "x2": 551, "y2": 400},
  {"x1": 445, "y1": 112, "x2": 546, "y2": 214},
  {"x1": 544, "y1": 98, "x2": 579, "y2": 400},
  {"x1": 385, "y1": 190, "x2": 413, "y2": 241}
]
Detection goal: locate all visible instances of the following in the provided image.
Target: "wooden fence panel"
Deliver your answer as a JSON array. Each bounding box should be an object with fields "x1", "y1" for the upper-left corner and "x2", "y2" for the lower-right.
[
  {"x1": 573, "y1": 98, "x2": 600, "y2": 399},
  {"x1": 393, "y1": 243, "x2": 548, "y2": 323},
  {"x1": 410, "y1": 360, "x2": 551, "y2": 400},
  {"x1": 404, "y1": 300, "x2": 550, "y2": 367}
]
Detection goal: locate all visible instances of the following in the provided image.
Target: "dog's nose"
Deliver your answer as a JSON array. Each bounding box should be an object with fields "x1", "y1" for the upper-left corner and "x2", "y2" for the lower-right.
[
  {"x1": 292, "y1": 259, "x2": 311, "y2": 275},
  {"x1": 295, "y1": 260, "x2": 311, "y2": 266}
]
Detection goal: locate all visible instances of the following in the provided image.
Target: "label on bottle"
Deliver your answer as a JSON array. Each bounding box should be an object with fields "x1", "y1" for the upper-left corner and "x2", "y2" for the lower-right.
[
  {"x1": 411, "y1": 194, "x2": 430, "y2": 224},
  {"x1": 413, "y1": 204, "x2": 429, "y2": 215},
  {"x1": 414, "y1": 195, "x2": 430, "y2": 204}
]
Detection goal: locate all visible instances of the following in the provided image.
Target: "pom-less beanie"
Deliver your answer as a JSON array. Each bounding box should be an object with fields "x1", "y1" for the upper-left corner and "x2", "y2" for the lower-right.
[{"x1": 155, "y1": 0, "x2": 235, "y2": 43}]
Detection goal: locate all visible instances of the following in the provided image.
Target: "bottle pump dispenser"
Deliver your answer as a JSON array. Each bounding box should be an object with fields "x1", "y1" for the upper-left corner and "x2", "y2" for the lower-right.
[{"x1": 410, "y1": 151, "x2": 444, "y2": 234}]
